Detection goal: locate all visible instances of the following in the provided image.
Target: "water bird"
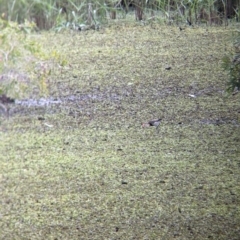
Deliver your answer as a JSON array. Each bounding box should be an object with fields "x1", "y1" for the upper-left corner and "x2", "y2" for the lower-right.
[
  {"x1": 142, "y1": 118, "x2": 162, "y2": 129},
  {"x1": 0, "y1": 94, "x2": 15, "y2": 117},
  {"x1": 186, "y1": 18, "x2": 192, "y2": 26},
  {"x1": 0, "y1": 94, "x2": 15, "y2": 104}
]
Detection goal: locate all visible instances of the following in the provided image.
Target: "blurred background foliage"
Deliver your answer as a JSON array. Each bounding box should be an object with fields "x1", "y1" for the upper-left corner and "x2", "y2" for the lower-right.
[{"x1": 0, "y1": 0, "x2": 238, "y2": 30}]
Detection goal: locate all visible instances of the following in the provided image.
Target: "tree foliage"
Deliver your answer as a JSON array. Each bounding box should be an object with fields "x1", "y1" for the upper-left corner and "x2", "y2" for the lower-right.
[
  {"x1": 0, "y1": 18, "x2": 66, "y2": 99},
  {"x1": 222, "y1": 30, "x2": 240, "y2": 92}
]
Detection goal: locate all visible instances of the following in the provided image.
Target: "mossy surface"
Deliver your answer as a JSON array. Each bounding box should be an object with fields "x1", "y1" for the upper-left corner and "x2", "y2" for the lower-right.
[{"x1": 0, "y1": 24, "x2": 240, "y2": 239}]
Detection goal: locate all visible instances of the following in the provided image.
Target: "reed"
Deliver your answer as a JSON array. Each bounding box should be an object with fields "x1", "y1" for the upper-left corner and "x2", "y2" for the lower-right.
[{"x1": 0, "y1": 0, "x2": 238, "y2": 30}]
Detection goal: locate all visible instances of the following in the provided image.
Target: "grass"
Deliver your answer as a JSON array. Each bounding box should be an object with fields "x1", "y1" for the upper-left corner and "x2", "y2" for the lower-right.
[{"x1": 0, "y1": 22, "x2": 240, "y2": 239}]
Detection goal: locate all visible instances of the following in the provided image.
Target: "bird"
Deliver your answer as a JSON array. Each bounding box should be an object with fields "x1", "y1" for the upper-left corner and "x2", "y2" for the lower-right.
[
  {"x1": 186, "y1": 18, "x2": 192, "y2": 26},
  {"x1": 142, "y1": 118, "x2": 162, "y2": 129},
  {"x1": 0, "y1": 94, "x2": 15, "y2": 104},
  {"x1": 0, "y1": 94, "x2": 15, "y2": 118}
]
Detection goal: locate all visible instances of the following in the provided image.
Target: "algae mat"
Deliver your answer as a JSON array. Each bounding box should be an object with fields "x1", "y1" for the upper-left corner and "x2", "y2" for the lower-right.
[{"x1": 0, "y1": 24, "x2": 240, "y2": 239}]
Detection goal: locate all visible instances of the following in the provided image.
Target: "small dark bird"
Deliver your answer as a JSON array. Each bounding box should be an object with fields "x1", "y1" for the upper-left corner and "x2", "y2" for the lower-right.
[
  {"x1": 142, "y1": 119, "x2": 162, "y2": 129},
  {"x1": 0, "y1": 94, "x2": 15, "y2": 104},
  {"x1": 186, "y1": 18, "x2": 192, "y2": 26},
  {"x1": 0, "y1": 94, "x2": 15, "y2": 118}
]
